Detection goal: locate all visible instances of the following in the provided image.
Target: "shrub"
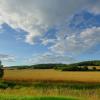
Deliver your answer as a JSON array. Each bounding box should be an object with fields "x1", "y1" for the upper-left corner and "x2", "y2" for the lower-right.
[
  {"x1": 0, "y1": 83, "x2": 8, "y2": 89},
  {"x1": 92, "y1": 67, "x2": 96, "y2": 71}
]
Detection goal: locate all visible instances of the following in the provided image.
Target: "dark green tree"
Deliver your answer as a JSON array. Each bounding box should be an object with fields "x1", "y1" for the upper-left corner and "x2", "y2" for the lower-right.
[{"x1": 0, "y1": 61, "x2": 4, "y2": 78}]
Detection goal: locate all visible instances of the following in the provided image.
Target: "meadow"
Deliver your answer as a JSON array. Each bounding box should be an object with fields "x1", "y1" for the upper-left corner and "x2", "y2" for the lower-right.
[{"x1": 0, "y1": 69, "x2": 99, "y2": 100}]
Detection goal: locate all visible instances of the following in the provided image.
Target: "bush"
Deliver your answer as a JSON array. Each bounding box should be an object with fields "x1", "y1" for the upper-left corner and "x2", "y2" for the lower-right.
[
  {"x1": 82, "y1": 66, "x2": 88, "y2": 71},
  {"x1": 92, "y1": 67, "x2": 96, "y2": 71},
  {"x1": 0, "y1": 83, "x2": 8, "y2": 89}
]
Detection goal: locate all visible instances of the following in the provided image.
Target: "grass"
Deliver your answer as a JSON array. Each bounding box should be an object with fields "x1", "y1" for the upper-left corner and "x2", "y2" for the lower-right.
[
  {"x1": 0, "y1": 81, "x2": 100, "y2": 100},
  {"x1": 1, "y1": 69, "x2": 100, "y2": 100},
  {"x1": 0, "y1": 95, "x2": 79, "y2": 100}
]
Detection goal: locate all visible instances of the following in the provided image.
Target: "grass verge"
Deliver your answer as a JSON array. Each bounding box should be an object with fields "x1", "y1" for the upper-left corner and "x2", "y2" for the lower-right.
[{"x1": 0, "y1": 95, "x2": 79, "y2": 100}]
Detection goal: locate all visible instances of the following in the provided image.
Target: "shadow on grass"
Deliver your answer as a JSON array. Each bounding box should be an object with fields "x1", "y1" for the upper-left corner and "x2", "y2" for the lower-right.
[{"x1": 1, "y1": 81, "x2": 100, "y2": 90}]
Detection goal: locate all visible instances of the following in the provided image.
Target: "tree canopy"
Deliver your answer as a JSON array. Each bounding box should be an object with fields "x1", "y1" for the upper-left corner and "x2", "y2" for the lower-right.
[{"x1": 0, "y1": 60, "x2": 4, "y2": 78}]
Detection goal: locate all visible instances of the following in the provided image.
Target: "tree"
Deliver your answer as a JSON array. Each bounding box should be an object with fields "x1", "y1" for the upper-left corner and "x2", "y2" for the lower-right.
[
  {"x1": 0, "y1": 61, "x2": 4, "y2": 78},
  {"x1": 0, "y1": 61, "x2": 1, "y2": 66},
  {"x1": 92, "y1": 67, "x2": 96, "y2": 71}
]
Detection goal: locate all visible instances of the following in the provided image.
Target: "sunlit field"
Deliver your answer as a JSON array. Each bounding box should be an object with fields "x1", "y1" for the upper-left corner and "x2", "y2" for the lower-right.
[
  {"x1": 3, "y1": 69, "x2": 100, "y2": 83},
  {"x1": 0, "y1": 69, "x2": 99, "y2": 100}
]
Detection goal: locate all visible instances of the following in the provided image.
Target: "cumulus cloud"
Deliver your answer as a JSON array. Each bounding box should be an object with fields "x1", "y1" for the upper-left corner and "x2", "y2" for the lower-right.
[
  {"x1": 27, "y1": 52, "x2": 76, "y2": 64},
  {"x1": 50, "y1": 26, "x2": 100, "y2": 55},
  {"x1": 80, "y1": 27, "x2": 100, "y2": 46},
  {"x1": 0, "y1": 54, "x2": 16, "y2": 62},
  {"x1": 0, "y1": 0, "x2": 100, "y2": 60},
  {"x1": 0, "y1": 0, "x2": 89, "y2": 44},
  {"x1": 0, "y1": 24, "x2": 4, "y2": 34},
  {"x1": 42, "y1": 38, "x2": 56, "y2": 46},
  {"x1": 90, "y1": 6, "x2": 100, "y2": 15},
  {"x1": 88, "y1": 1, "x2": 100, "y2": 15}
]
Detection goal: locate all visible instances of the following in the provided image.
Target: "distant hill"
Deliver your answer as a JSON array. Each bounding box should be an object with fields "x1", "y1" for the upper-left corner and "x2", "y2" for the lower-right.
[
  {"x1": 71, "y1": 60, "x2": 100, "y2": 66},
  {"x1": 9, "y1": 64, "x2": 67, "y2": 69},
  {"x1": 7, "y1": 60, "x2": 100, "y2": 70}
]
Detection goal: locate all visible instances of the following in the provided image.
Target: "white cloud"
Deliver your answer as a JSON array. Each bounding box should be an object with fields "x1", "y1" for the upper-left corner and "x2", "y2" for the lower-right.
[
  {"x1": 50, "y1": 27, "x2": 100, "y2": 55},
  {"x1": 0, "y1": 54, "x2": 16, "y2": 62},
  {"x1": 91, "y1": 6, "x2": 100, "y2": 15},
  {"x1": 42, "y1": 38, "x2": 56, "y2": 46},
  {"x1": 80, "y1": 27, "x2": 100, "y2": 46},
  {"x1": 0, "y1": 24, "x2": 4, "y2": 33},
  {"x1": 87, "y1": 1, "x2": 100, "y2": 15},
  {"x1": 0, "y1": 0, "x2": 89, "y2": 44},
  {"x1": 27, "y1": 52, "x2": 76, "y2": 64},
  {"x1": 0, "y1": 0, "x2": 99, "y2": 58}
]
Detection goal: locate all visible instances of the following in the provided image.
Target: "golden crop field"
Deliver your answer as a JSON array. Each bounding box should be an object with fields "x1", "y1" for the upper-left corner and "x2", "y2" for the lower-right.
[
  {"x1": 1, "y1": 69, "x2": 100, "y2": 100},
  {"x1": 3, "y1": 69, "x2": 100, "y2": 83}
]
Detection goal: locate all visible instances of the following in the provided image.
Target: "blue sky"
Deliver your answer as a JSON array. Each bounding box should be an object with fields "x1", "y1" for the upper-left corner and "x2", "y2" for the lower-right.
[{"x1": 0, "y1": 0, "x2": 100, "y2": 66}]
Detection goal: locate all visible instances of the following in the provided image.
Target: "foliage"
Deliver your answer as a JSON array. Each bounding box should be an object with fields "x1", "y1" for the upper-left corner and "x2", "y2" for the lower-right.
[
  {"x1": 0, "y1": 61, "x2": 4, "y2": 78},
  {"x1": 72, "y1": 60, "x2": 100, "y2": 66},
  {"x1": 11, "y1": 64, "x2": 67, "y2": 69},
  {"x1": 92, "y1": 67, "x2": 96, "y2": 71},
  {"x1": 9, "y1": 60, "x2": 100, "y2": 71},
  {"x1": 62, "y1": 66, "x2": 88, "y2": 71}
]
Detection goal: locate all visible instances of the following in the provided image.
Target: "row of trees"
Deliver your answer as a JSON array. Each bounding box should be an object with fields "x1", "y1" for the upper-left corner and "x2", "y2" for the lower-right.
[
  {"x1": 12, "y1": 64, "x2": 67, "y2": 69},
  {"x1": 70, "y1": 60, "x2": 100, "y2": 66},
  {"x1": 9, "y1": 60, "x2": 100, "y2": 71},
  {"x1": 62, "y1": 66, "x2": 99, "y2": 71}
]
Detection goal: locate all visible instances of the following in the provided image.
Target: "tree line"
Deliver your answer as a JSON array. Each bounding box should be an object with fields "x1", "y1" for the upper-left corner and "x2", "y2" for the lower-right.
[{"x1": 9, "y1": 60, "x2": 100, "y2": 71}]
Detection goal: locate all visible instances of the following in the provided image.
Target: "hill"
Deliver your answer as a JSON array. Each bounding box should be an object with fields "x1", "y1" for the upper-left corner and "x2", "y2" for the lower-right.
[
  {"x1": 5, "y1": 60, "x2": 100, "y2": 71},
  {"x1": 71, "y1": 60, "x2": 100, "y2": 66}
]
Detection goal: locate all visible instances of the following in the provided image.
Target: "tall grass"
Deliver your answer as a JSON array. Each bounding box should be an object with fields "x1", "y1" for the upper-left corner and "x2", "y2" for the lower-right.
[{"x1": 0, "y1": 81, "x2": 100, "y2": 100}]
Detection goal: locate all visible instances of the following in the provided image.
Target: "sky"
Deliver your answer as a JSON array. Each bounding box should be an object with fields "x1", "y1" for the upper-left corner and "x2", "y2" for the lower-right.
[{"x1": 0, "y1": 0, "x2": 100, "y2": 66}]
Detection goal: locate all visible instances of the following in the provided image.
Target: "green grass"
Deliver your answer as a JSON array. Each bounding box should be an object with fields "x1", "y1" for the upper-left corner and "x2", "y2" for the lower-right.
[
  {"x1": 0, "y1": 95, "x2": 79, "y2": 100},
  {"x1": 1, "y1": 81, "x2": 100, "y2": 89},
  {"x1": 0, "y1": 81, "x2": 99, "y2": 100}
]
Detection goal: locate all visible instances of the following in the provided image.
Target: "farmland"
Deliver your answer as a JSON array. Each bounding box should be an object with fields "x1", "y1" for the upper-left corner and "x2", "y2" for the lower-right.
[
  {"x1": 3, "y1": 69, "x2": 100, "y2": 83},
  {"x1": 0, "y1": 69, "x2": 100, "y2": 100}
]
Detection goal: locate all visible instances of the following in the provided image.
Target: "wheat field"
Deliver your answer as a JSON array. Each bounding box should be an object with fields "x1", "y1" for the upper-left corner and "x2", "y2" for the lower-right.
[
  {"x1": 1, "y1": 69, "x2": 100, "y2": 100},
  {"x1": 3, "y1": 69, "x2": 100, "y2": 83}
]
